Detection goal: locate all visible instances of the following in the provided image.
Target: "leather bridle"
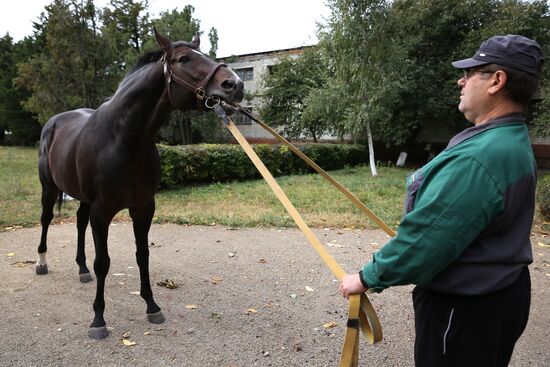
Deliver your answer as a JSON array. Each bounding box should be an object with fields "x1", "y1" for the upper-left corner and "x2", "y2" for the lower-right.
[{"x1": 161, "y1": 52, "x2": 227, "y2": 108}]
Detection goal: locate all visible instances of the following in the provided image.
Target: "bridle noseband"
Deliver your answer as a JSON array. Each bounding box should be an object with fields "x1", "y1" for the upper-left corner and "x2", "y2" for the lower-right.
[{"x1": 161, "y1": 52, "x2": 227, "y2": 108}]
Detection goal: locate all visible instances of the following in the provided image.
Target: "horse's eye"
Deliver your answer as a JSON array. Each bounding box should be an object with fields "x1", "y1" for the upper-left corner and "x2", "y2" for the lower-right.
[{"x1": 178, "y1": 56, "x2": 190, "y2": 64}]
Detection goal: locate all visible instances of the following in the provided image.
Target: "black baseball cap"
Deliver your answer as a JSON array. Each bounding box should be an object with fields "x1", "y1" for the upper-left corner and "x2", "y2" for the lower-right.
[{"x1": 452, "y1": 34, "x2": 544, "y2": 77}]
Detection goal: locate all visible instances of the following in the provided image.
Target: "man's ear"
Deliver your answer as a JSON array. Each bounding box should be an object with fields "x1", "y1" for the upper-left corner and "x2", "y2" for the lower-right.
[{"x1": 488, "y1": 70, "x2": 508, "y2": 95}]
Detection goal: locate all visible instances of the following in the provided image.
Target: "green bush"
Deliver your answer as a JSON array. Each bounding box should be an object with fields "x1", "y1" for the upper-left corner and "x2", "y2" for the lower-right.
[
  {"x1": 157, "y1": 143, "x2": 369, "y2": 188},
  {"x1": 537, "y1": 174, "x2": 550, "y2": 221}
]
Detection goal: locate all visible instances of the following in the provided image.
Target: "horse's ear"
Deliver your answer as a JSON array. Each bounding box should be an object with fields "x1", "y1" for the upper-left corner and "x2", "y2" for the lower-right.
[
  {"x1": 191, "y1": 32, "x2": 200, "y2": 48},
  {"x1": 154, "y1": 27, "x2": 173, "y2": 54}
]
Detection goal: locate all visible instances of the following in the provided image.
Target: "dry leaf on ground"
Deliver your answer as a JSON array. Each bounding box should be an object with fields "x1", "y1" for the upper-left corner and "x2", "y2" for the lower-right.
[
  {"x1": 157, "y1": 279, "x2": 178, "y2": 289},
  {"x1": 122, "y1": 339, "x2": 136, "y2": 346}
]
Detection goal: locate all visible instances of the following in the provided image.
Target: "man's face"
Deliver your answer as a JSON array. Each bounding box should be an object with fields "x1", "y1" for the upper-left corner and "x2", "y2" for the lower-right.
[{"x1": 457, "y1": 67, "x2": 495, "y2": 124}]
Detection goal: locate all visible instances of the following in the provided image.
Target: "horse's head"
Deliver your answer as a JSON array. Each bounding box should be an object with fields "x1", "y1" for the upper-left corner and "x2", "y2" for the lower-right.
[{"x1": 154, "y1": 28, "x2": 243, "y2": 113}]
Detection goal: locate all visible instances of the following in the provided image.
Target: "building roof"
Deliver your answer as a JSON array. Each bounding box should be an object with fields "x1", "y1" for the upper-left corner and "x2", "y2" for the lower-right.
[{"x1": 216, "y1": 45, "x2": 312, "y2": 63}]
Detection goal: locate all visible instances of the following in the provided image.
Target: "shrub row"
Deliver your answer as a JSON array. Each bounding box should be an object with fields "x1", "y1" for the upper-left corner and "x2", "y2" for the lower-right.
[
  {"x1": 537, "y1": 174, "x2": 550, "y2": 221},
  {"x1": 157, "y1": 143, "x2": 369, "y2": 187}
]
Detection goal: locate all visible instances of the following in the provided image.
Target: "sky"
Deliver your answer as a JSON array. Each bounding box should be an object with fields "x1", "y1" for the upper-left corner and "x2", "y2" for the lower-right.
[{"x1": 0, "y1": 0, "x2": 332, "y2": 57}]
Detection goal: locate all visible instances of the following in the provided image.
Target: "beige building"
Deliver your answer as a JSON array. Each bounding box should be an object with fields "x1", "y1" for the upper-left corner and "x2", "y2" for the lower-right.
[{"x1": 218, "y1": 47, "x2": 307, "y2": 142}]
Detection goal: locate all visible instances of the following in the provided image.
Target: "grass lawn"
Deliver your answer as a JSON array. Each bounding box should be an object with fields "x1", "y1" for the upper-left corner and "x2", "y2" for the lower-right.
[{"x1": 0, "y1": 146, "x2": 408, "y2": 231}]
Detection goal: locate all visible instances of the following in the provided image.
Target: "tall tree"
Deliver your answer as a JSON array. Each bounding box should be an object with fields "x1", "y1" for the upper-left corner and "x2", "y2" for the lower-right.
[
  {"x1": 317, "y1": 0, "x2": 390, "y2": 173},
  {"x1": 316, "y1": 0, "x2": 550, "y2": 168},
  {"x1": 0, "y1": 34, "x2": 41, "y2": 145},
  {"x1": 101, "y1": 0, "x2": 151, "y2": 80},
  {"x1": 260, "y1": 46, "x2": 328, "y2": 142},
  {"x1": 16, "y1": 0, "x2": 115, "y2": 123}
]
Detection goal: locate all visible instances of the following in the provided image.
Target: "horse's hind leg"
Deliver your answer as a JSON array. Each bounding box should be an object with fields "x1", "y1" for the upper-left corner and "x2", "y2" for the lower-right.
[
  {"x1": 76, "y1": 202, "x2": 93, "y2": 283},
  {"x1": 130, "y1": 200, "x2": 164, "y2": 324},
  {"x1": 36, "y1": 184, "x2": 59, "y2": 275}
]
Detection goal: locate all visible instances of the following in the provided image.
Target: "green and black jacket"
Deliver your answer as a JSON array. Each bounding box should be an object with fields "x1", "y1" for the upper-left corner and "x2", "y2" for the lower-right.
[{"x1": 362, "y1": 114, "x2": 535, "y2": 295}]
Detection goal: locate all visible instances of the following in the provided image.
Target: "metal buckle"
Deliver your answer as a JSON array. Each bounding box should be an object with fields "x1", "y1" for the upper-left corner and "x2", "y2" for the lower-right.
[{"x1": 195, "y1": 88, "x2": 206, "y2": 100}]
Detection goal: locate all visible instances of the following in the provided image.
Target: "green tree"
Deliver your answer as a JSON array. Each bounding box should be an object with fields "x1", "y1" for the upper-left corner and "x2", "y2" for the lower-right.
[
  {"x1": 0, "y1": 34, "x2": 41, "y2": 145},
  {"x1": 207, "y1": 27, "x2": 219, "y2": 58},
  {"x1": 316, "y1": 0, "x2": 391, "y2": 172},
  {"x1": 260, "y1": 46, "x2": 328, "y2": 142},
  {"x1": 101, "y1": 0, "x2": 151, "y2": 81},
  {"x1": 16, "y1": 0, "x2": 115, "y2": 123},
  {"x1": 316, "y1": 0, "x2": 550, "y2": 166}
]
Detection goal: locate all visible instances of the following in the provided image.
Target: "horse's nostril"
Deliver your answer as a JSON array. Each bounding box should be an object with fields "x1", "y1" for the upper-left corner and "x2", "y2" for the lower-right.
[{"x1": 222, "y1": 80, "x2": 235, "y2": 90}]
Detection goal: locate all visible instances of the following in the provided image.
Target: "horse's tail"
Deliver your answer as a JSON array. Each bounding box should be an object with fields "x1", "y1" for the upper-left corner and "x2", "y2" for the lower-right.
[{"x1": 57, "y1": 192, "x2": 63, "y2": 216}]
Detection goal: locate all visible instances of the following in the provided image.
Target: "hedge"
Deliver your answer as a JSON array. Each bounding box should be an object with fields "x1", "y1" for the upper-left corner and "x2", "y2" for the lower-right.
[
  {"x1": 157, "y1": 143, "x2": 369, "y2": 187},
  {"x1": 537, "y1": 174, "x2": 550, "y2": 221}
]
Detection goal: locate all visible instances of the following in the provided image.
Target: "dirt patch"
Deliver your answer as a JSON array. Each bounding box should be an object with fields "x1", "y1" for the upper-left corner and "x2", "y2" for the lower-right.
[{"x1": 0, "y1": 223, "x2": 548, "y2": 366}]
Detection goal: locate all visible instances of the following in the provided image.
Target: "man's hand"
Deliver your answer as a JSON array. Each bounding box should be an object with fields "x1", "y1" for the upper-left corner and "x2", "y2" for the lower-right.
[{"x1": 339, "y1": 273, "x2": 367, "y2": 299}]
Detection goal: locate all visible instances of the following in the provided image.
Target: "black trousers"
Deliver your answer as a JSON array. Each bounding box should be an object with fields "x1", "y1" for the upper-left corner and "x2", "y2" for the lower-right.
[{"x1": 412, "y1": 267, "x2": 530, "y2": 367}]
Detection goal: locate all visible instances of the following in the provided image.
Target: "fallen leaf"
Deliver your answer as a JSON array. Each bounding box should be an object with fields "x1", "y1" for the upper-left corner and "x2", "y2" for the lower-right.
[
  {"x1": 258, "y1": 259, "x2": 268, "y2": 263},
  {"x1": 537, "y1": 242, "x2": 550, "y2": 248},
  {"x1": 157, "y1": 279, "x2": 178, "y2": 289},
  {"x1": 228, "y1": 252, "x2": 236, "y2": 257},
  {"x1": 185, "y1": 304, "x2": 197, "y2": 310},
  {"x1": 289, "y1": 294, "x2": 297, "y2": 299},
  {"x1": 305, "y1": 286, "x2": 314, "y2": 292},
  {"x1": 122, "y1": 331, "x2": 131, "y2": 339},
  {"x1": 6, "y1": 253, "x2": 15, "y2": 258},
  {"x1": 130, "y1": 291, "x2": 140, "y2": 295},
  {"x1": 323, "y1": 322, "x2": 338, "y2": 329},
  {"x1": 211, "y1": 312, "x2": 223, "y2": 319},
  {"x1": 211, "y1": 276, "x2": 223, "y2": 284},
  {"x1": 122, "y1": 339, "x2": 136, "y2": 347},
  {"x1": 246, "y1": 308, "x2": 258, "y2": 314},
  {"x1": 144, "y1": 332, "x2": 151, "y2": 335}
]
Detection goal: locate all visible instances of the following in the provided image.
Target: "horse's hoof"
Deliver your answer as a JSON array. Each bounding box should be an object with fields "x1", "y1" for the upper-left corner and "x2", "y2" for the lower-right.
[
  {"x1": 79, "y1": 272, "x2": 93, "y2": 283},
  {"x1": 89, "y1": 326, "x2": 109, "y2": 339},
  {"x1": 35, "y1": 264, "x2": 48, "y2": 275},
  {"x1": 147, "y1": 311, "x2": 165, "y2": 324}
]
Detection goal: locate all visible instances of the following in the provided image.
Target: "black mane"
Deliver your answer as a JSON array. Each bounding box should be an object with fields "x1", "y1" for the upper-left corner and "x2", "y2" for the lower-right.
[
  {"x1": 130, "y1": 49, "x2": 164, "y2": 74},
  {"x1": 129, "y1": 41, "x2": 198, "y2": 74}
]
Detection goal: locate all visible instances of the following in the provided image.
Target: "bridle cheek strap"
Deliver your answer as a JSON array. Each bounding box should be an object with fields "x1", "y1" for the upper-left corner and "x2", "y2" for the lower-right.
[{"x1": 161, "y1": 53, "x2": 226, "y2": 108}]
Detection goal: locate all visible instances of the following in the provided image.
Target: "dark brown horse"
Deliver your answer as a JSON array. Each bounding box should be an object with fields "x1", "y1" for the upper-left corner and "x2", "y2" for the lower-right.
[{"x1": 35, "y1": 29, "x2": 243, "y2": 339}]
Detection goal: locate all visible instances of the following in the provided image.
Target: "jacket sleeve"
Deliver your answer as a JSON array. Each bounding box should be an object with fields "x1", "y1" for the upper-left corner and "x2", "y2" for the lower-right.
[{"x1": 361, "y1": 154, "x2": 504, "y2": 292}]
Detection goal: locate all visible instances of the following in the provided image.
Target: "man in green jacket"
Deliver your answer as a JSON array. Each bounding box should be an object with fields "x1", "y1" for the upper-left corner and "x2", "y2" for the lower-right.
[{"x1": 339, "y1": 34, "x2": 544, "y2": 366}]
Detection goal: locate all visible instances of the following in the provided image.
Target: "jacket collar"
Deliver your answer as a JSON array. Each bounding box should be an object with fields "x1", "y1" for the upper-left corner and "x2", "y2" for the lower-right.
[{"x1": 446, "y1": 113, "x2": 526, "y2": 150}]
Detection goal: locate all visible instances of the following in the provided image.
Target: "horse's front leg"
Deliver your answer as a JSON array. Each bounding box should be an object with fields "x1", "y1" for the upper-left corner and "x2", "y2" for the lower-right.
[
  {"x1": 76, "y1": 202, "x2": 93, "y2": 283},
  {"x1": 130, "y1": 200, "x2": 164, "y2": 324},
  {"x1": 88, "y1": 209, "x2": 114, "y2": 339}
]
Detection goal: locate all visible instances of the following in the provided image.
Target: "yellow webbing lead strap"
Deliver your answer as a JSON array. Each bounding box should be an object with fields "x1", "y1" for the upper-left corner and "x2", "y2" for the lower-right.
[
  {"x1": 236, "y1": 104, "x2": 396, "y2": 238},
  {"x1": 214, "y1": 105, "x2": 382, "y2": 366}
]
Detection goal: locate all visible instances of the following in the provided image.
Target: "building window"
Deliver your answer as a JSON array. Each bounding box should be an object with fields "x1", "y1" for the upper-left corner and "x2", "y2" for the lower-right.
[
  {"x1": 233, "y1": 107, "x2": 253, "y2": 125},
  {"x1": 235, "y1": 67, "x2": 253, "y2": 81}
]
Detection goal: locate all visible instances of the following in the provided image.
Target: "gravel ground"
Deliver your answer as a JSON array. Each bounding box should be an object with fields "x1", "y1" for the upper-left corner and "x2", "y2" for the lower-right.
[{"x1": 0, "y1": 223, "x2": 548, "y2": 366}]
